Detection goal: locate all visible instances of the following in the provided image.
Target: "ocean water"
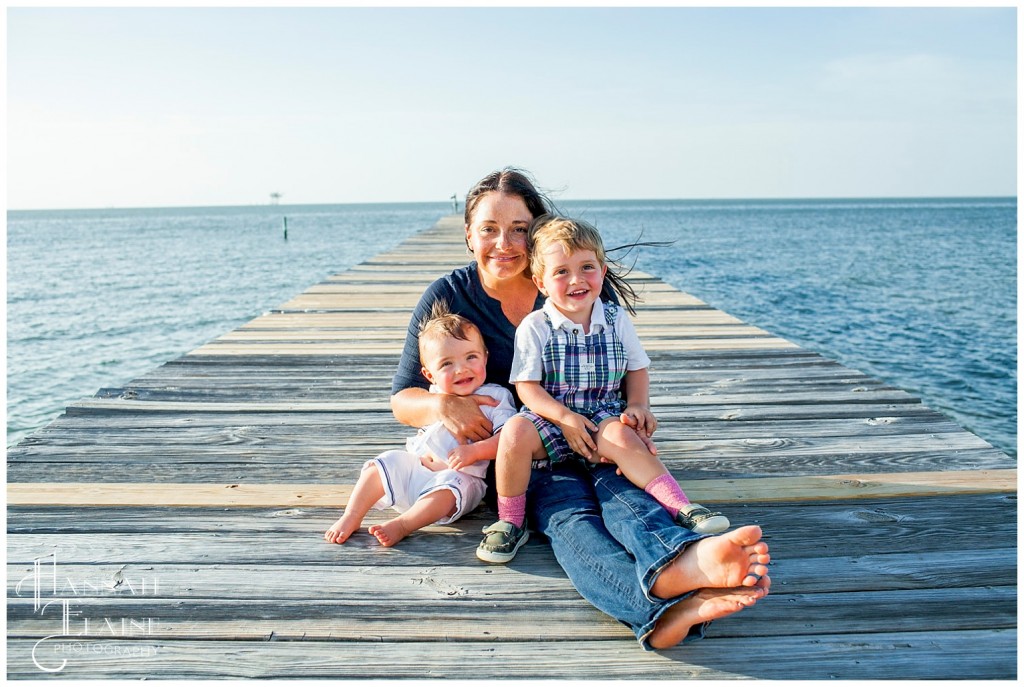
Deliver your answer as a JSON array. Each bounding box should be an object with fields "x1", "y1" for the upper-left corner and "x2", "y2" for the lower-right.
[
  {"x1": 6, "y1": 203, "x2": 447, "y2": 447},
  {"x1": 562, "y1": 197, "x2": 1017, "y2": 458},
  {"x1": 7, "y1": 198, "x2": 1017, "y2": 458}
]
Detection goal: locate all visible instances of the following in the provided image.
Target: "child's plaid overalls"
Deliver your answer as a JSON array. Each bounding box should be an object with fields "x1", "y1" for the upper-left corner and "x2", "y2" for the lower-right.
[{"x1": 521, "y1": 301, "x2": 628, "y2": 467}]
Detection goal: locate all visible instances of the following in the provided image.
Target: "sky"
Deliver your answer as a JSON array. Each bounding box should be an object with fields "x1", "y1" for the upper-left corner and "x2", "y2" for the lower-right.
[{"x1": 6, "y1": 5, "x2": 1018, "y2": 209}]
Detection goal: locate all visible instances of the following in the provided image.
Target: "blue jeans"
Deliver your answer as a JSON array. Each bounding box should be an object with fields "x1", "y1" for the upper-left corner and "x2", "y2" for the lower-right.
[{"x1": 526, "y1": 462, "x2": 711, "y2": 650}]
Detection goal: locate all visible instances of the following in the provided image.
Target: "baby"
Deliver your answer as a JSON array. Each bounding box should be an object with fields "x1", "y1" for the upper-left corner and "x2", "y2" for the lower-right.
[{"x1": 325, "y1": 302, "x2": 515, "y2": 547}]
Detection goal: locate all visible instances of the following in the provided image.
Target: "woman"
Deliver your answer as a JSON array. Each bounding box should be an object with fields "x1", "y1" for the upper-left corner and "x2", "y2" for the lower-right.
[{"x1": 390, "y1": 168, "x2": 770, "y2": 650}]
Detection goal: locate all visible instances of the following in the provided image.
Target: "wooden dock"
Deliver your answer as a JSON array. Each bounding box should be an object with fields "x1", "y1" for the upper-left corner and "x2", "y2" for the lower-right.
[{"x1": 7, "y1": 215, "x2": 1016, "y2": 679}]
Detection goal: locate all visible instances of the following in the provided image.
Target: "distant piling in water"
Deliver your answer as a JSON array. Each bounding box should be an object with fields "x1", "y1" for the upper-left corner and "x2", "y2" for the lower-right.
[{"x1": 283, "y1": 216, "x2": 288, "y2": 241}]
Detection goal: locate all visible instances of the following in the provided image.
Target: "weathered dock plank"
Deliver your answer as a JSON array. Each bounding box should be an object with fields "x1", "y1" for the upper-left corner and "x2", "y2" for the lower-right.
[
  {"x1": 7, "y1": 215, "x2": 1015, "y2": 680},
  {"x1": 8, "y1": 631, "x2": 1017, "y2": 680},
  {"x1": 7, "y1": 586, "x2": 1016, "y2": 642},
  {"x1": 7, "y1": 469, "x2": 1016, "y2": 507}
]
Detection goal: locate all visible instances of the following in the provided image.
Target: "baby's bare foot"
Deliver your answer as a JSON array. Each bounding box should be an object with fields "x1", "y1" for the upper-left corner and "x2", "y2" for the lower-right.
[
  {"x1": 647, "y1": 576, "x2": 770, "y2": 649},
  {"x1": 324, "y1": 514, "x2": 361, "y2": 544},
  {"x1": 368, "y1": 519, "x2": 412, "y2": 547},
  {"x1": 651, "y1": 525, "x2": 770, "y2": 599}
]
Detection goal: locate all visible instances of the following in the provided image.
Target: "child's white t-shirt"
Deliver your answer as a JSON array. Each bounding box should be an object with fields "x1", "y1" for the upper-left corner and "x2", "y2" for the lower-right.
[{"x1": 509, "y1": 298, "x2": 650, "y2": 383}]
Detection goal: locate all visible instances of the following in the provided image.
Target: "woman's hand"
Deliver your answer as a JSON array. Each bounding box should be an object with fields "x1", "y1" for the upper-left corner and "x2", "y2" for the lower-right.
[
  {"x1": 621, "y1": 405, "x2": 658, "y2": 456},
  {"x1": 622, "y1": 403, "x2": 657, "y2": 436},
  {"x1": 559, "y1": 412, "x2": 599, "y2": 460},
  {"x1": 439, "y1": 393, "x2": 499, "y2": 443}
]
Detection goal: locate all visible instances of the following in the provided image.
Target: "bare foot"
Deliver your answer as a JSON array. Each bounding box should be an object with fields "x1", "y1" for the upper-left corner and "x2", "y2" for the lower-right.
[
  {"x1": 324, "y1": 513, "x2": 361, "y2": 544},
  {"x1": 368, "y1": 519, "x2": 412, "y2": 547},
  {"x1": 647, "y1": 575, "x2": 771, "y2": 649},
  {"x1": 651, "y1": 525, "x2": 770, "y2": 599}
]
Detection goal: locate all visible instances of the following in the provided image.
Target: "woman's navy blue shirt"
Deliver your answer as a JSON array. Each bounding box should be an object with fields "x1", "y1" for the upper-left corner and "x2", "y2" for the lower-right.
[{"x1": 390, "y1": 263, "x2": 546, "y2": 400}]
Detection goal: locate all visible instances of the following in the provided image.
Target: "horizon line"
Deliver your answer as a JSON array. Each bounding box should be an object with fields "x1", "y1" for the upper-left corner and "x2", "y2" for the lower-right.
[{"x1": 7, "y1": 194, "x2": 1017, "y2": 214}]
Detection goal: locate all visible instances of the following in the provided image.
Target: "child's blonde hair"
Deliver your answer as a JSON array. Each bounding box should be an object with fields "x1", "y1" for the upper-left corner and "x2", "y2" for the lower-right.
[
  {"x1": 417, "y1": 300, "x2": 485, "y2": 360},
  {"x1": 528, "y1": 215, "x2": 607, "y2": 278},
  {"x1": 528, "y1": 214, "x2": 640, "y2": 314}
]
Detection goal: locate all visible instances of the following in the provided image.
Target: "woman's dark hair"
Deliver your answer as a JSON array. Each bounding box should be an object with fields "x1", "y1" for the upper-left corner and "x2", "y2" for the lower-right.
[{"x1": 464, "y1": 167, "x2": 555, "y2": 226}]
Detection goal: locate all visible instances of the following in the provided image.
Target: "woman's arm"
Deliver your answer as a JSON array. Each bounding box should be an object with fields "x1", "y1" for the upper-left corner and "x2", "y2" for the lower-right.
[
  {"x1": 390, "y1": 268, "x2": 514, "y2": 441},
  {"x1": 390, "y1": 387, "x2": 495, "y2": 443},
  {"x1": 389, "y1": 276, "x2": 493, "y2": 440}
]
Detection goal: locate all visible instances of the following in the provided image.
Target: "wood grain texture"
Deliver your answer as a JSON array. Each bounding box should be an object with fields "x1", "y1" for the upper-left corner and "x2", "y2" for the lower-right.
[{"x1": 7, "y1": 469, "x2": 1015, "y2": 507}]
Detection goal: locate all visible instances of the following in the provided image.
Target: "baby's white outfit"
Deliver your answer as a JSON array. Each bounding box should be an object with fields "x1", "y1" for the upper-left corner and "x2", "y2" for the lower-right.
[{"x1": 365, "y1": 383, "x2": 516, "y2": 523}]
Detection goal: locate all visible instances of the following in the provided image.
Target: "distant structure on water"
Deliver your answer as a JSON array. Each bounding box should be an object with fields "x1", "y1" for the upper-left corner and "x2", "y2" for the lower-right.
[{"x1": 270, "y1": 192, "x2": 282, "y2": 205}]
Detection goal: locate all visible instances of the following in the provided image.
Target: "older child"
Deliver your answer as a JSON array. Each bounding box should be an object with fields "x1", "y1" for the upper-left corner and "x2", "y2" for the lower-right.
[
  {"x1": 477, "y1": 215, "x2": 729, "y2": 563},
  {"x1": 326, "y1": 303, "x2": 516, "y2": 547}
]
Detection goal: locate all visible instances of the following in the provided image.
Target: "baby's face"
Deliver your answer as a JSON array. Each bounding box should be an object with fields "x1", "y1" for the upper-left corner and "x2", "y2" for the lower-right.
[{"x1": 421, "y1": 329, "x2": 488, "y2": 396}]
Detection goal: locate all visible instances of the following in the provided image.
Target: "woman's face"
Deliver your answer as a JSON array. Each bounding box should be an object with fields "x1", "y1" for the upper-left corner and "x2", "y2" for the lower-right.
[{"x1": 465, "y1": 192, "x2": 533, "y2": 282}]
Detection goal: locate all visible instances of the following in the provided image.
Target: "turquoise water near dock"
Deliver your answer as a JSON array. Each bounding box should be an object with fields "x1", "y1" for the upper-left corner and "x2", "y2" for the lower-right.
[{"x1": 7, "y1": 197, "x2": 1016, "y2": 456}]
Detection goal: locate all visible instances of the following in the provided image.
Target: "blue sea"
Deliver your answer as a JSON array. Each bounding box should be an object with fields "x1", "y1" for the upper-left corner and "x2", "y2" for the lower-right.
[{"x1": 7, "y1": 198, "x2": 1017, "y2": 458}]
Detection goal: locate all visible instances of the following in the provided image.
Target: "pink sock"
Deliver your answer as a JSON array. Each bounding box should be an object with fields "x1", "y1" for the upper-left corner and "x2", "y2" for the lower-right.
[
  {"x1": 497, "y1": 494, "x2": 527, "y2": 528},
  {"x1": 644, "y1": 473, "x2": 690, "y2": 517}
]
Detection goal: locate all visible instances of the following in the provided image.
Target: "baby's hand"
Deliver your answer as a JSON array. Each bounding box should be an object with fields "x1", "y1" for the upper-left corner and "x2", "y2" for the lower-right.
[
  {"x1": 445, "y1": 445, "x2": 477, "y2": 472},
  {"x1": 560, "y1": 412, "x2": 599, "y2": 460},
  {"x1": 419, "y1": 454, "x2": 446, "y2": 472}
]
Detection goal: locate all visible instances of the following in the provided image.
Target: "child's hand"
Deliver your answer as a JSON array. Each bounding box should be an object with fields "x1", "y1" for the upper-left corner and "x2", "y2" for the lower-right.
[
  {"x1": 559, "y1": 412, "x2": 599, "y2": 460},
  {"x1": 445, "y1": 445, "x2": 478, "y2": 472},
  {"x1": 419, "y1": 454, "x2": 447, "y2": 472}
]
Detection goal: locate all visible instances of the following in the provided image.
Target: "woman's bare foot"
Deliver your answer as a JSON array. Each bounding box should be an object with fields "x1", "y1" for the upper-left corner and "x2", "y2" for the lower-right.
[
  {"x1": 324, "y1": 513, "x2": 362, "y2": 544},
  {"x1": 368, "y1": 519, "x2": 412, "y2": 547},
  {"x1": 650, "y1": 525, "x2": 770, "y2": 599},
  {"x1": 647, "y1": 575, "x2": 771, "y2": 649}
]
